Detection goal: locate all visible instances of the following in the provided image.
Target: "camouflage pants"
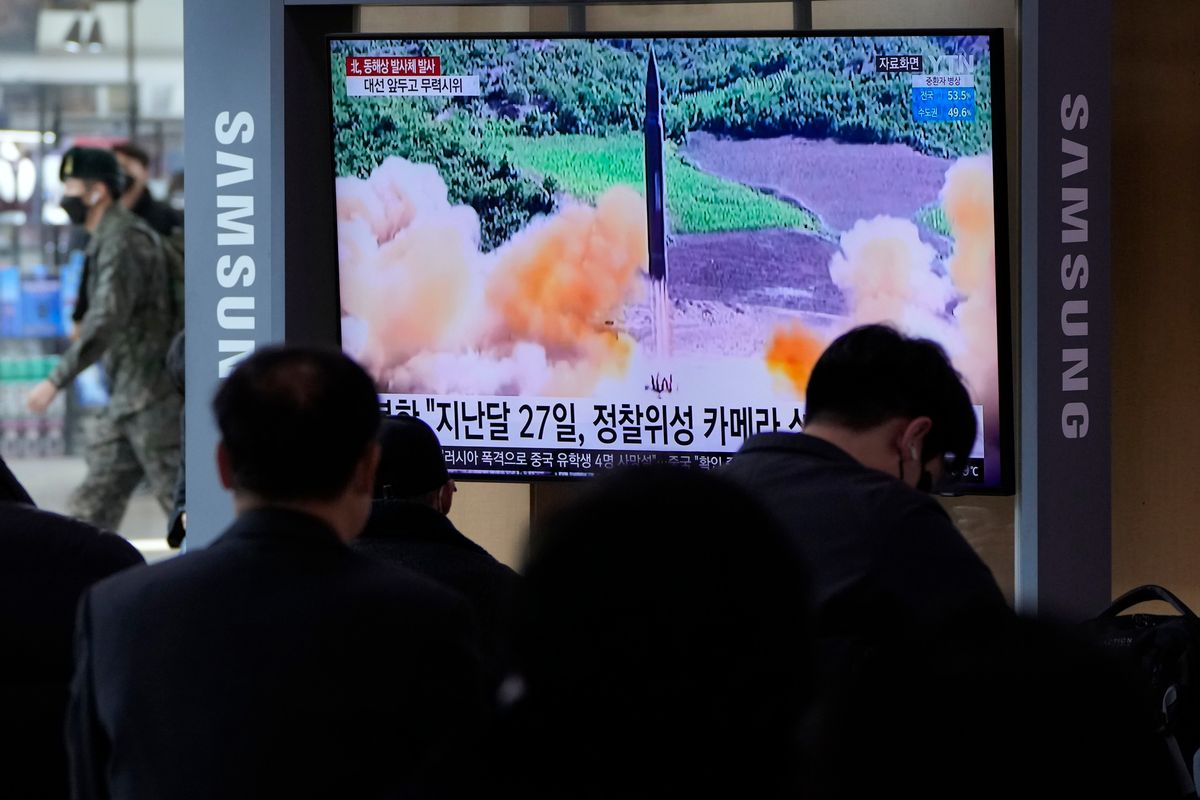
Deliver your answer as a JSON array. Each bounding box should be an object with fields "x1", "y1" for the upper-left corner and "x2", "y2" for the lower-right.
[{"x1": 69, "y1": 395, "x2": 182, "y2": 533}]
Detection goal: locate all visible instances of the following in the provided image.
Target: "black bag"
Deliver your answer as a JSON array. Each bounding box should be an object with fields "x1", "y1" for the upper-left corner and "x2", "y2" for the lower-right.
[{"x1": 1086, "y1": 585, "x2": 1200, "y2": 797}]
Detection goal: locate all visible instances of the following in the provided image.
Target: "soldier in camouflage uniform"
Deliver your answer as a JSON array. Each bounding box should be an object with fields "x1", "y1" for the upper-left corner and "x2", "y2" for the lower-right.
[{"x1": 27, "y1": 148, "x2": 181, "y2": 532}]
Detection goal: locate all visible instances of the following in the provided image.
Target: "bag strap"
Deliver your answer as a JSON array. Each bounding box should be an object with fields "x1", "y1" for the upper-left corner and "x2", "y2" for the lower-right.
[{"x1": 1099, "y1": 585, "x2": 1199, "y2": 621}]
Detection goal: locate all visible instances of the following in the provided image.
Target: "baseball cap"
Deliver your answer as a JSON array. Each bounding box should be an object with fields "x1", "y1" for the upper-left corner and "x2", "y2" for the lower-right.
[{"x1": 375, "y1": 414, "x2": 450, "y2": 499}]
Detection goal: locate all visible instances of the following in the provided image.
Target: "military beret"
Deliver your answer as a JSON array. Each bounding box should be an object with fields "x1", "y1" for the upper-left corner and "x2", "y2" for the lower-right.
[{"x1": 60, "y1": 147, "x2": 120, "y2": 185}]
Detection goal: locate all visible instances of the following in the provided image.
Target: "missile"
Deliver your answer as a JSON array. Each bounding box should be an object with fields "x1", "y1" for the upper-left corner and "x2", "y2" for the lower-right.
[{"x1": 644, "y1": 46, "x2": 668, "y2": 284}]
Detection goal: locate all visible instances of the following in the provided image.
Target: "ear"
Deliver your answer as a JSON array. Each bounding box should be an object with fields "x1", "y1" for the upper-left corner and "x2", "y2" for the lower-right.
[
  {"x1": 216, "y1": 441, "x2": 235, "y2": 490},
  {"x1": 440, "y1": 480, "x2": 456, "y2": 516},
  {"x1": 900, "y1": 416, "x2": 934, "y2": 460},
  {"x1": 352, "y1": 442, "x2": 381, "y2": 496}
]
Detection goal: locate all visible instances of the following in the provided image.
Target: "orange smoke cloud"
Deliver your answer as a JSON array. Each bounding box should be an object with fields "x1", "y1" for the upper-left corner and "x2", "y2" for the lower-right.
[
  {"x1": 941, "y1": 156, "x2": 998, "y2": 404},
  {"x1": 766, "y1": 324, "x2": 825, "y2": 397},
  {"x1": 336, "y1": 157, "x2": 648, "y2": 396},
  {"x1": 487, "y1": 186, "x2": 647, "y2": 360}
]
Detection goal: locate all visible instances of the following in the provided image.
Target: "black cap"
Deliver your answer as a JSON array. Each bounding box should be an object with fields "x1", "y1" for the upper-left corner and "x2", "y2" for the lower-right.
[
  {"x1": 60, "y1": 147, "x2": 120, "y2": 185},
  {"x1": 375, "y1": 414, "x2": 449, "y2": 499}
]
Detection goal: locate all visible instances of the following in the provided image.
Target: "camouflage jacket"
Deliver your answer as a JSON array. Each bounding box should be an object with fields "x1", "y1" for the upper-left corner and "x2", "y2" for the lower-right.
[{"x1": 49, "y1": 204, "x2": 177, "y2": 416}]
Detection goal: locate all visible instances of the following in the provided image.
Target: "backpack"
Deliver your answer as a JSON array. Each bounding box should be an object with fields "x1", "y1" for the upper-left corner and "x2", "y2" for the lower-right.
[{"x1": 1084, "y1": 585, "x2": 1200, "y2": 797}]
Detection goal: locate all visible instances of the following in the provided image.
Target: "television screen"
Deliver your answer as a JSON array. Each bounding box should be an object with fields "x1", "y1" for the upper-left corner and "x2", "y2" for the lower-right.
[{"x1": 329, "y1": 31, "x2": 1011, "y2": 491}]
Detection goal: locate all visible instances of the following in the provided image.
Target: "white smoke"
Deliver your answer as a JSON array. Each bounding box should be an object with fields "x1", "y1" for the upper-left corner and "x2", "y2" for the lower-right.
[{"x1": 337, "y1": 157, "x2": 648, "y2": 396}]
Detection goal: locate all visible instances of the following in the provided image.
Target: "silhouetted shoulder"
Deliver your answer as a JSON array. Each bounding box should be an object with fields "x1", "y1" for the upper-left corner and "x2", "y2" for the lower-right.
[
  {"x1": 343, "y1": 545, "x2": 479, "y2": 622},
  {"x1": 0, "y1": 503, "x2": 144, "y2": 578}
]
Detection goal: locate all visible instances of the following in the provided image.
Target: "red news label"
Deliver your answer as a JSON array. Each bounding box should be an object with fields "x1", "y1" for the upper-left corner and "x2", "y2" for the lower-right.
[{"x1": 345, "y1": 56, "x2": 441, "y2": 77}]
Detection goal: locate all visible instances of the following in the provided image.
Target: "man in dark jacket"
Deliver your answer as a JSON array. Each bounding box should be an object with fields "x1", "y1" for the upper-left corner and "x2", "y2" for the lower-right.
[
  {"x1": 724, "y1": 325, "x2": 1010, "y2": 670},
  {"x1": 67, "y1": 347, "x2": 484, "y2": 800},
  {"x1": 0, "y1": 457, "x2": 143, "y2": 800},
  {"x1": 112, "y1": 142, "x2": 181, "y2": 238},
  {"x1": 355, "y1": 414, "x2": 520, "y2": 684}
]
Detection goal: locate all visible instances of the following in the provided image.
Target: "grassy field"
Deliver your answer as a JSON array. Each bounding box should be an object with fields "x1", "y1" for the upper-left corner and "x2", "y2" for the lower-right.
[
  {"x1": 505, "y1": 134, "x2": 824, "y2": 236},
  {"x1": 915, "y1": 203, "x2": 953, "y2": 238}
]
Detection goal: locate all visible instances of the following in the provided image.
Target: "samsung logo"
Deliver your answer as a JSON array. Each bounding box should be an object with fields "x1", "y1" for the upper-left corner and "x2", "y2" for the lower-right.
[
  {"x1": 213, "y1": 111, "x2": 257, "y2": 378},
  {"x1": 1059, "y1": 94, "x2": 1090, "y2": 439}
]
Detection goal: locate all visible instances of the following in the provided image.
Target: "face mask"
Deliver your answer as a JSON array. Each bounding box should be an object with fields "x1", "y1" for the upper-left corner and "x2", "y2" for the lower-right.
[{"x1": 61, "y1": 195, "x2": 89, "y2": 226}]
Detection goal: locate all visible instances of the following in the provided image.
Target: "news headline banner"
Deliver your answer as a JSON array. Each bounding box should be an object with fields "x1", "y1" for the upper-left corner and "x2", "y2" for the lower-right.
[
  {"x1": 380, "y1": 395, "x2": 987, "y2": 480},
  {"x1": 347, "y1": 76, "x2": 480, "y2": 97},
  {"x1": 344, "y1": 56, "x2": 481, "y2": 98},
  {"x1": 382, "y1": 395, "x2": 807, "y2": 451}
]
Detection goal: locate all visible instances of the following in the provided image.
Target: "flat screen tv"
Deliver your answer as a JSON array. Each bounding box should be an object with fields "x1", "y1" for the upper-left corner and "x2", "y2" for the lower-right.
[{"x1": 328, "y1": 30, "x2": 1013, "y2": 492}]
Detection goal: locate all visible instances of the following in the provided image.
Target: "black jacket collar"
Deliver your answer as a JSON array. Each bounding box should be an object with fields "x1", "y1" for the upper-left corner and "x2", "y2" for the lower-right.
[
  {"x1": 216, "y1": 507, "x2": 347, "y2": 550},
  {"x1": 738, "y1": 432, "x2": 859, "y2": 466},
  {"x1": 361, "y1": 500, "x2": 484, "y2": 552}
]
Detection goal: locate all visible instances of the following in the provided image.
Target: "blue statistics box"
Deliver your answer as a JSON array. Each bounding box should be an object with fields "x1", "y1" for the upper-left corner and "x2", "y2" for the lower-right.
[{"x1": 912, "y1": 74, "x2": 977, "y2": 123}]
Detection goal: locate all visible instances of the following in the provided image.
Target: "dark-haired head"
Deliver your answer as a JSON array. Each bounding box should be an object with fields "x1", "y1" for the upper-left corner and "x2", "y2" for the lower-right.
[
  {"x1": 212, "y1": 346, "x2": 381, "y2": 539},
  {"x1": 511, "y1": 465, "x2": 811, "y2": 796},
  {"x1": 804, "y1": 325, "x2": 976, "y2": 490},
  {"x1": 111, "y1": 141, "x2": 150, "y2": 169},
  {"x1": 112, "y1": 141, "x2": 150, "y2": 191},
  {"x1": 374, "y1": 414, "x2": 455, "y2": 514}
]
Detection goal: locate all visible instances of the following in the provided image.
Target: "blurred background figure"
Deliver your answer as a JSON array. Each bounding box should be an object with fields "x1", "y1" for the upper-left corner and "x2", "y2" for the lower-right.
[
  {"x1": 27, "y1": 147, "x2": 180, "y2": 534},
  {"x1": 112, "y1": 141, "x2": 181, "y2": 238},
  {"x1": 0, "y1": 2, "x2": 185, "y2": 557}
]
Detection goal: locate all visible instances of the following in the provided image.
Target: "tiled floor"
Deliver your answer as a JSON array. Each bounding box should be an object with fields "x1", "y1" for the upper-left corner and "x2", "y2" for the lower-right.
[{"x1": 9, "y1": 457, "x2": 177, "y2": 563}]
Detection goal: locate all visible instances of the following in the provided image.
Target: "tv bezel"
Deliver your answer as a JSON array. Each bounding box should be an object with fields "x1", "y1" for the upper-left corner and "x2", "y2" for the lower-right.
[{"x1": 324, "y1": 28, "x2": 1015, "y2": 495}]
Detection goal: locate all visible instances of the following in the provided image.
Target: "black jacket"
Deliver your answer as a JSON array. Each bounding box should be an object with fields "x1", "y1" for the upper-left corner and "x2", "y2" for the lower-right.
[
  {"x1": 0, "y1": 456, "x2": 33, "y2": 504},
  {"x1": 0, "y1": 499, "x2": 143, "y2": 800},
  {"x1": 724, "y1": 434, "x2": 1010, "y2": 660},
  {"x1": 68, "y1": 507, "x2": 484, "y2": 800},
  {"x1": 355, "y1": 501, "x2": 520, "y2": 684},
  {"x1": 130, "y1": 188, "x2": 182, "y2": 238}
]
